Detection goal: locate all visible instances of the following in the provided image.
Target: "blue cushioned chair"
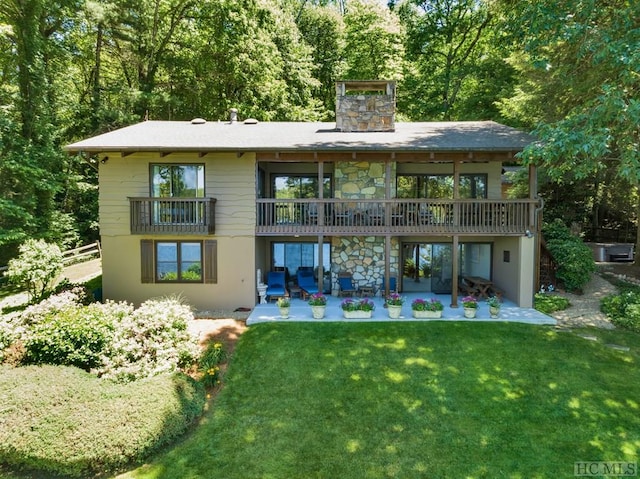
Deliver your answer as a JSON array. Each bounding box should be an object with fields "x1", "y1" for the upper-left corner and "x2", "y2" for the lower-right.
[
  {"x1": 266, "y1": 271, "x2": 287, "y2": 302},
  {"x1": 381, "y1": 275, "x2": 397, "y2": 293},
  {"x1": 338, "y1": 272, "x2": 357, "y2": 297},
  {"x1": 297, "y1": 270, "x2": 319, "y2": 299}
]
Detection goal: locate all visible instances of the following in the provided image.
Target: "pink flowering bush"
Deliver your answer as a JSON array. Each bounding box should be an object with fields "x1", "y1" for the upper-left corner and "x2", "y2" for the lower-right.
[{"x1": 4, "y1": 291, "x2": 200, "y2": 383}]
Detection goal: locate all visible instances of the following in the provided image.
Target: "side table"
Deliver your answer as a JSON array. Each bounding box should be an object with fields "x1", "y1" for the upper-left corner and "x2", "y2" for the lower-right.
[{"x1": 359, "y1": 286, "x2": 375, "y2": 297}]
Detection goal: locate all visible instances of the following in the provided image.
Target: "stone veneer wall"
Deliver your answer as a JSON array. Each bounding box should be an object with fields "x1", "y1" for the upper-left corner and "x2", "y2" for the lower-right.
[
  {"x1": 330, "y1": 160, "x2": 399, "y2": 294},
  {"x1": 335, "y1": 82, "x2": 396, "y2": 132},
  {"x1": 334, "y1": 161, "x2": 388, "y2": 199},
  {"x1": 331, "y1": 236, "x2": 399, "y2": 295}
]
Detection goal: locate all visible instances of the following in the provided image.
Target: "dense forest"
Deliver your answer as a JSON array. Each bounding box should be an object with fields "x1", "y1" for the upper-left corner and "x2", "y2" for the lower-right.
[{"x1": 0, "y1": 0, "x2": 638, "y2": 264}]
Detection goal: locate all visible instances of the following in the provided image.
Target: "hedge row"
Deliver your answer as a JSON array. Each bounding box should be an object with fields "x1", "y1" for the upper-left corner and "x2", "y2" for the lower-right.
[{"x1": 0, "y1": 365, "x2": 205, "y2": 478}]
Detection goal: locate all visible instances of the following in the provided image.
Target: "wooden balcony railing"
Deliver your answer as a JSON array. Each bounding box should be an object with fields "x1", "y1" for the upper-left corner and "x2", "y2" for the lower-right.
[
  {"x1": 129, "y1": 197, "x2": 216, "y2": 234},
  {"x1": 256, "y1": 199, "x2": 538, "y2": 236}
]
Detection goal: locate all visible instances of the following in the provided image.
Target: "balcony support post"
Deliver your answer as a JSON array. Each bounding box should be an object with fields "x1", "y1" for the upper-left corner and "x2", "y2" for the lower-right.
[{"x1": 451, "y1": 235, "x2": 460, "y2": 308}]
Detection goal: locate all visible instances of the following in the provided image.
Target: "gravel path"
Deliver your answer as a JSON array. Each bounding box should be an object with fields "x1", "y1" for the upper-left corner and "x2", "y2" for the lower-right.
[{"x1": 550, "y1": 273, "x2": 617, "y2": 329}]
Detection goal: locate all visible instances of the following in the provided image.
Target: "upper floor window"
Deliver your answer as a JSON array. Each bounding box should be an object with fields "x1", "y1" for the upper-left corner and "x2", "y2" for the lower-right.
[
  {"x1": 397, "y1": 174, "x2": 487, "y2": 199},
  {"x1": 273, "y1": 175, "x2": 331, "y2": 198},
  {"x1": 151, "y1": 164, "x2": 204, "y2": 198}
]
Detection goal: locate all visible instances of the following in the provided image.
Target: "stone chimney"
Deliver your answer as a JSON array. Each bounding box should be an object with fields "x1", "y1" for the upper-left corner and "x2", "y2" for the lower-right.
[{"x1": 335, "y1": 80, "x2": 396, "y2": 132}]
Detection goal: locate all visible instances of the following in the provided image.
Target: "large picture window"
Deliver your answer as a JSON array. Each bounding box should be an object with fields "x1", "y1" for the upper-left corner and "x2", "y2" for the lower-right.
[
  {"x1": 151, "y1": 164, "x2": 204, "y2": 197},
  {"x1": 273, "y1": 175, "x2": 331, "y2": 198},
  {"x1": 397, "y1": 174, "x2": 487, "y2": 199}
]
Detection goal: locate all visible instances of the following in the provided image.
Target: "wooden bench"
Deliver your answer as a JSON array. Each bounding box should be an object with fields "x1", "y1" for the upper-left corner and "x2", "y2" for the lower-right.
[{"x1": 458, "y1": 279, "x2": 479, "y2": 297}]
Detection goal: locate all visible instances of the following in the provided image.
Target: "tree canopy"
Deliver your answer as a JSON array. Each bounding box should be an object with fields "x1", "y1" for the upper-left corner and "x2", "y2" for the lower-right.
[{"x1": 0, "y1": 0, "x2": 637, "y2": 263}]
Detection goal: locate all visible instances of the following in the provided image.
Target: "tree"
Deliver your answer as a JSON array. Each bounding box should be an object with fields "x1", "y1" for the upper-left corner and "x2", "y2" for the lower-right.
[
  {"x1": 342, "y1": 0, "x2": 405, "y2": 81},
  {"x1": 500, "y1": 0, "x2": 640, "y2": 253},
  {"x1": 296, "y1": 4, "x2": 346, "y2": 118},
  {"x1": 398, "y1": 0, "x2": 512, "y2": 120}
]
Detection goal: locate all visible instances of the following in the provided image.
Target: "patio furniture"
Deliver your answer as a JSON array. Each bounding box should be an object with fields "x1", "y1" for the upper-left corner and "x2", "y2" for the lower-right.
[
  {"x1": 266, "y1": 271, "x2": 288, "y2": 302},
  {"x1": 462, "y1": 276, "x2": 493, "y2": 299},
  {"x1": 297, "y1": 270, "x2": 319, "y2": 300},
  {"x1": 358, "y1": 286, "x2": 375, "y2": 297},
  {"x1": 381, "y1": 275, "x2": 397, "y2": 293},
  {"x1": 334, "y1": 205, "x2": 353, "y2": 226},
  {"x1": 338, "y1": 272, "x2": 358, "y2": 297},
  {"x1": 458, "y1": 277, "x2": 479, "y2": 297}
]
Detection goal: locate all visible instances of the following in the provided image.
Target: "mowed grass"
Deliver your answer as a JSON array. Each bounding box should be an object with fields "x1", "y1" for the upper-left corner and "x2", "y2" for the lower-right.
[{"x1": 115, "y1": 321, "x2": 640, "y2": 479}]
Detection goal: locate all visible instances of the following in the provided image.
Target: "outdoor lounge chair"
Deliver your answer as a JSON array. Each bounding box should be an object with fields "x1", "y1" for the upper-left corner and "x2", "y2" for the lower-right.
[
  {"x1": 381, "y1": 275, "x2": 398, "y2": 293},
  {"x1": 297, "y1": 270, "x2": 319, "y2": 299},
  {"x1": 338, "y1": 272, "x2": 357, "y2": 297},
  {"x1": 266, "y1": 271, "x2": 287, "y2": 302}
]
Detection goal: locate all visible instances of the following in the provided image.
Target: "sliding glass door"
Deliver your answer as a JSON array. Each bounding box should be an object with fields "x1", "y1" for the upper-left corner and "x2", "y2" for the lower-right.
[{"x1": 402, "y1": 242, "x2": 492, "y2": 293}]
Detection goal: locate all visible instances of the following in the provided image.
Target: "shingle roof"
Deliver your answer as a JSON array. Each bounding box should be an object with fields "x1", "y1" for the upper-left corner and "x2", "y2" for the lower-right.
[{"x1": 64, "y1": 120, "x2": 533, "y2": 153}]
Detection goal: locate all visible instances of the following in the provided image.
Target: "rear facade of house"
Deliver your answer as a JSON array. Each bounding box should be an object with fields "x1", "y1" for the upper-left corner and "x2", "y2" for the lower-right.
[{"x1": 66, "y1": 81, "x2": 542, "y2": 310}]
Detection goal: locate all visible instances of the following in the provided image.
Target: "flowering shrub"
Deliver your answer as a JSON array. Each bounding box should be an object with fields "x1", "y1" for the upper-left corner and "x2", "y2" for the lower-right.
[
  {"x1": 95, "y1": 297, "x2": 201, "y2": 383},
  {"x1": 412, "y1": 298, "x2": 443, "y2": 311},
  {"x1": 308, "y1": 293, "x2": 327, "y2": 306},
  {"x1": 461, "y1": 296, "x2": 478, "y2": 308},
  {"x1": 385, "y1": 293, "x2": 405, "y2": 306},
  {"x1": 4, "y1": 291, "x2": 200, "y2": 383},
  {"x1": 341, "y1": 298, "x2": 375, "y2": 312},
  {"x1": 6, "y1": 239, "x2": 64, "y2": 302}
]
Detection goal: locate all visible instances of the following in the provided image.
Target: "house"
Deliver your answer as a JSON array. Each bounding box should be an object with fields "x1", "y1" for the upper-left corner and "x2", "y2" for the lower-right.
[{"x1": 65, "y1": 80, "x2": 541, "y2": 310}]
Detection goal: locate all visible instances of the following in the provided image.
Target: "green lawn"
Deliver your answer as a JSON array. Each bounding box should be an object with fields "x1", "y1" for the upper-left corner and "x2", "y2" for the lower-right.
[{"x1": 112, "y1": 321, "x2": 639, "y2": 479}]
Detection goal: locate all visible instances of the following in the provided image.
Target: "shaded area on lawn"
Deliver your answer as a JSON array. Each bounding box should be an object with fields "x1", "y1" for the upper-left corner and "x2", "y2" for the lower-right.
[{"x1": 117, "y1": 322, "x2": 640, "y2": 479}]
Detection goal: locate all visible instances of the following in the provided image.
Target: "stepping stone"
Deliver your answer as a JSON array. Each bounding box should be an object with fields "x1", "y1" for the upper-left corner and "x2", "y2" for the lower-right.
[
  {"x1": 605, "y1": 344, "x2": 630, "y2": 352},
  {"x1": 577, "y1": 334, "x2": 598, "y2": 341}
]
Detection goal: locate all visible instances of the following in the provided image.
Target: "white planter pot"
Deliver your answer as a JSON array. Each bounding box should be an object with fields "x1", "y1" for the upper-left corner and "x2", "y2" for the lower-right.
[
  {"x1": 463, "y1": 307, "x2": 477, "y2": 319},
  {"x1": 387, "y1": 305, "x2": 403, "y2": 319},
  {"x1": 489, "y1": 306, "x2": 500, "y2": 318},
  {"x1": 311, "y1": 305, "x2": 326, "y2": 319},
  {"x1": 413, "y1": 310, "x2": 442, "y2": 319},
  {"x1": 343, "y1": 310, "x2": 373, "y2": 319},
  {"x1": 279, "y1": 307, "x2": 290, "y2": 319}
]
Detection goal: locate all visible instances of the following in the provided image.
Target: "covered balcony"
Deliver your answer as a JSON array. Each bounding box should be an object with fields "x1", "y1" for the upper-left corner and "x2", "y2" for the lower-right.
[
  {"x1": 129, "y1": 197, "x2": 217, "y2": 234},
  {"x1": 256, "y1": 198, "x2": 538, "y2": 236}
]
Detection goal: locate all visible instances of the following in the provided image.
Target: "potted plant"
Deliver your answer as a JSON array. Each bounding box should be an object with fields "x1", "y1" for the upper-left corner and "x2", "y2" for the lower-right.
[
  {"x1": 308, "y1": 293, "x2": 327, "y2": 319},
  {"x1": 486, "y1": 295, "x2": 501, "y2": 318},
  {"x1": 461, "y1": 295, "x2": 478, "y2": 318},
  {"x1": 385, "y1": 293, "x2": 405, "y2": 319},
  {"x1": 277, "y1": 297, "x2": 290, "y2": 318},
  {"x1": 411, "y1": 298, "x2": 444, "y2": 319},
  {"x1": 341, "y1": 298, "x2": 375, "y2": 319}
]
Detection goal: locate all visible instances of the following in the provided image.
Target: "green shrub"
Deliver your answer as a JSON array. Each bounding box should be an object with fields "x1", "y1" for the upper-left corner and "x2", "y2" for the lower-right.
[
  {"x1": 22, "y1": 303, "x2": 114, "y2": 371},
  {"x1": 534, "y1": 293, "x2": 570, "y2": 314},
  {"x1": 0, "y1": 364, "x2": 205, "y2": 478},
  {"x1": 5, "y1": 239, "x2": 63, "y2": 302},
  {"x1": 601, "y1": 291, "x2": 640, "y2": 332},
  {"x1": 542, "y1": 220, "x2": 595, "y2": 292},
  {"x1": 198, "y1": 341, "x2": 226, "y2": 388}
]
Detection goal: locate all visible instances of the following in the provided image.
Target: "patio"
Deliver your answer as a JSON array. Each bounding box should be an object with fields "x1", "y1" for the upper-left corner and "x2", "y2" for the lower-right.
[{"x1": 246, "y1": 293, "x2": 555, "y2": 325}]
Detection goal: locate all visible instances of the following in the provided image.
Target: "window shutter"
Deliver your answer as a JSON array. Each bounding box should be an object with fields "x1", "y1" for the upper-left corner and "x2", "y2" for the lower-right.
[
  {"x1": 141, "y1": 240, "x2": 154, "y2": 283},
  {"x1": 204, "y1": 240, "x2": 217, "y2": 284}
]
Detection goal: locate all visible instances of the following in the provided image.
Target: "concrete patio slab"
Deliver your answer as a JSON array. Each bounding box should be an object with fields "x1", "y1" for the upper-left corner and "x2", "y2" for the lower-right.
[{"x1": 247, "y1": 293, "x2": 556, "y2": 326}]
